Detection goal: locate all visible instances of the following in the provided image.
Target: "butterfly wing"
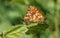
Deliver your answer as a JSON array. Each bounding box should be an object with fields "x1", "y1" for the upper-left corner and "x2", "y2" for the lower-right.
[{"x1": 24, "y1": 6, "x2": 44, "y2": 23}]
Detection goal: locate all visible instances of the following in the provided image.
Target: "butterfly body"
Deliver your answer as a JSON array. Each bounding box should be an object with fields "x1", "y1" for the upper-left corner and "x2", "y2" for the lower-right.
[{"x1": 24, "y1": 6, "x2": 44, "y2": 23}]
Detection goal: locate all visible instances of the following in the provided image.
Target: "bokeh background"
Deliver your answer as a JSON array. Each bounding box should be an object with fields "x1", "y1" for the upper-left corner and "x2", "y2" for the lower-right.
[{"x1": 0, "y1": 0, "x2": 60, "y2": 38}]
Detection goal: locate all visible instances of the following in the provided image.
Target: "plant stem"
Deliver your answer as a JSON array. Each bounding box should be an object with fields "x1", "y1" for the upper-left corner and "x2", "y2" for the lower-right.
[
  {"x1": 35, "y1": 32, "x2": 40, "y2": 38},
  {"x1": 2, "y1": 32, "x2": 5, "y2": 38},
  {"x1": 54, "y1": 0, "x2": 59, "y2": 38}
]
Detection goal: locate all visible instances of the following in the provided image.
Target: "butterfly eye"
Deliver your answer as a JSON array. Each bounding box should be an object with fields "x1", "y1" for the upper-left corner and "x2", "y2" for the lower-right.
[{"x1": 24, "y1": 6, "x2": 44, "y2": 23}]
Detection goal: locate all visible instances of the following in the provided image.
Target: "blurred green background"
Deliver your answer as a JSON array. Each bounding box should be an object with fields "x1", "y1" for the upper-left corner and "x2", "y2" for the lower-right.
[{"x1": 0, "y1": 0, "x2": 60, "y2": 38}]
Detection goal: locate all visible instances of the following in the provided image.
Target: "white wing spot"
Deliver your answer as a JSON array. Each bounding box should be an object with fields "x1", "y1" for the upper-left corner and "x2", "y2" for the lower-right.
[{"x1": 38, "y1": 16, "x2": 42, "y2": 18}]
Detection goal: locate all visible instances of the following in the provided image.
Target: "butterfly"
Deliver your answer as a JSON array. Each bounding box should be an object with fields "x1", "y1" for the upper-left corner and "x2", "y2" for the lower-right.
[{"x1": 24, "y1": 6, "x2": 44, "y2": 23}]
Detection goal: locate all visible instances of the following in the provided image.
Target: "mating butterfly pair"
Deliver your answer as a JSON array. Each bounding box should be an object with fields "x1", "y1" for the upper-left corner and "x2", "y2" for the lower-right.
[{"x1": 24, "y1": 6, "x2": 44, "y2": 23}]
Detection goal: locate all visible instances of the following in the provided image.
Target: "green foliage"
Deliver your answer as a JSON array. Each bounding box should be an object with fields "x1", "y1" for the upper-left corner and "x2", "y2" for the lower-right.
[
  {"x1": 26, "y1": 23, "x2": 49, "y2": 34},
  {"x1": 0, "y1": 0, "x2": 60, "y2": 38},
  {"x1": 5, "y1": 25, "x2": 28, "y2": 38}
]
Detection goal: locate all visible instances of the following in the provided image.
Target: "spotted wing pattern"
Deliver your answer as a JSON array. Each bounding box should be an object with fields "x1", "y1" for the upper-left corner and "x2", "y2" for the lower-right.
[{"x1": 24, "y1": 6, "x2": 44, "y2": 23}]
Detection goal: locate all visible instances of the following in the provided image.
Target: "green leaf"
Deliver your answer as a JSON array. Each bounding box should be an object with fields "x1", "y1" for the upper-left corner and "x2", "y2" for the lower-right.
[{"x1": 5, "y1": 25, "x2": 28, "y2": 38}]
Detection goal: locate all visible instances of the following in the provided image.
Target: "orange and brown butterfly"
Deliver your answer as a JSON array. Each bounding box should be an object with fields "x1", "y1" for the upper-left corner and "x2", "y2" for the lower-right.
[{"x1": 24, "y1": 6, "x2": 44, "y2": 23}]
